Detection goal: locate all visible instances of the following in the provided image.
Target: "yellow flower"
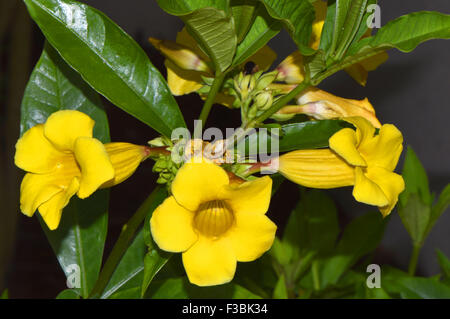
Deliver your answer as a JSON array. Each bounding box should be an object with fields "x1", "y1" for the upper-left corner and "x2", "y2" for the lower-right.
[
  {"x1": 150, "y1": 28, "x2": 277, "y2": 98},
  {"x1": 15, "y1": 110, "x2": 150, "y2": 230},
  {"x1": 276, "y1": 0, "x2": 388, "y2": 86},
  {"x1": 279, "y1": 117, "x2": 404, "y2": 216},
  {"x1": 150, "y1": 160, "x2": 276, "y2": 286},
  {"x1": 277, "y1": 87, "x2": 381, "y2": 128}
]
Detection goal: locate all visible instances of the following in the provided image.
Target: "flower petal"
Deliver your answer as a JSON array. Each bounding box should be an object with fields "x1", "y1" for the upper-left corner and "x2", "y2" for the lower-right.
[
  {"x1": 344, "y1": 116, "x2": 376, "y2": 146},
  {"x1": 44, "y1": 110, "x2": 94, "y2": 151},
  {"x1": 359, "y1": 124, "x2": 403, "y2": 171},
  {"x1": 102, "y1": 142, "x2": 149, "y2": 187},
  {"x1": 20, "y1": 173, "x2": 64, "y2": 217},
  {"x1": 365, "y1": 167, "x2": 405, "y2": 217},
  {"x1": 279, "y1": 149, "x2": 355, "y2": 188},
  {"x1": 74, "y1": 137, "x2": 114, "y2": 199},
  {"x1": 224, "y1": 176, "x2": 272, "y2": 215},
  {"x1": 276, "y1": 51, "x2": 305, "y2": 84},
  {"x1": 329, "y1": 128, "x2": 367, "y2": 166},
  {"x1": 352, "y1": 167, "x2": 389, "y2": 207},
  {"x1": 38, "y1": 177, "x2": 80, "y2": 230},
  {"x1": 15, "y1": 124, "x2": 64, "y2": 174},
  {"x1": 227, "y1": 213, "x2": 276, "y2": 262},
  {"x1": 150, "y1": 196, "x2": 198, "y2": 252},
  {"x1": 171, "y1": 161, "x2": 229, "y2": 211},
  {"x1": 166, "y1": 60, "x2": 204, "y2": 96},
  {"x1": 182, "y1": 236, "x2": 236, "y2": 286}
]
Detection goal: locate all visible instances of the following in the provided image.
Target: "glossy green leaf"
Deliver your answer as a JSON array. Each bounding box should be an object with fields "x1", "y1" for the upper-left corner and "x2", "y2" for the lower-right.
[
  {"x1": 109, "y1": 287, "x2": 141, "y2": 299},
  {"x1": 400, "y1": 146, "x2": 432, "y2": 207},
  {"x1": 156, "y1": 0, "x2": 229, "y2": 16},
  {"x1": 231, "y1": 0, "x2": 257, "y2": 43},
  {"x1": 283, "y1": 189, "x2": 339, "y2": 261},
  {"x1": 141, "y1": 249, "x2": 171, "y2": 297},
  {"x1": 183, "y1": 7, "x2": 237, "y2": 73},
  {"x1": 24, "y1": 0, "x2": 186, "y2": 137},
  {"x1": 147, "y1": 277, "x2": 262, "y2": 298},
  {"x1": 319, "y1": 211, "x2": 386, "y2": 288},
  {"x1": 259, "y1": 0, "x2": 315, "y2": 53},
  {"x1": 240, "y1": 120, "x2": 349, "y2": 154},
  {"x1": 21, "y1": 43, "x2": 109, "y2": 299},
  {"x1": 101, "y1": 229, "x2": 145, "y2": 299},
  {"x1": 56, "y1": 289, "x2": 80, "y2": 299},
  {"x1": 273, "y1": 274, "x2": 288, "y2": 299},
  {"x1": 344, "y1": 11, "x2": 450, "y2": 66},
  {"x1": 233, "y1": 3, "x2": 281, "y2": 66}
]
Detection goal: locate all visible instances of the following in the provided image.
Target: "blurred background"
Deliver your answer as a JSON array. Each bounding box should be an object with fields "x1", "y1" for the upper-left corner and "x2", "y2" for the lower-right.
[{"x1": 0, "y1": 0, "x2": 449, "y2": 298}]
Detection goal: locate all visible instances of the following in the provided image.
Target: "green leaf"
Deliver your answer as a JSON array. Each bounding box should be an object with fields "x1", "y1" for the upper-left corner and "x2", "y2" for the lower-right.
[
  {"x1": 395, "y1": 277, "x2": 450, "y2": 299},
  {"x1": 273, "y1": 274, "x2": 289, "y2": 299},
  {"x1": 436, "y1": 249, "x2": 450, "y2": 279},
  {"x1": 320, "y1": 211, "x2": 386, "y2": 288},
  {"x1": 344, "y1": 11, "x2": 450, "y2": 67},
  {"x1": 21, "y1": 43, "x2": 110, "y2": 299},
  {"x1": 141, "y1": 249, "x2": 171, "y2": 298},
  {"x1": 109, "y1": 287, "x2": 141, "y2": 299},
  {"x1": 259, "y1": 0, "x2": 315, "y2": 53},
  {"x1": 233, "y1": 3, "x2": 281, "y2": 66},
  {"x1": 332, "y1": 0, "x2": 368, "y2": 59},
  {"x1": 20, "y1": 42, "x2": 109, "y2": 141},
  {"x1": 24, "y1": 0, "x2": 186, "y2": 137},
  {"x1": 240, "y1": 119, "x2": 349, "y2": 154},
  {"x1": 142, "y1": 187, "x2": 169, "y2": 247},
  {"x1": 398, "y1": 193, "x2": 431, "y2": 245},
  {"x1": 426, "y1": 184, "x2": 450, "y2": 237},
  {"x1": 56, "y1": 289, "x2": 80, "y2": 299},
  {"x1": 183, "y1": 7, "x2": 237, "y2": 73},
  {"x1": 283, "y1": 189, "x2": 339, "y2": 260},
  {"x1": 231, "y1": 0, "x2": 257, "y2": 43},
  {"x1": 156, "y1": 0, "x2": 230, "y2": 16},
  {"x1": 400, "y1": 146, "x2": 432, "y2": 207},
  {"x1": 147, "y1": 277, "x2": 262, "y2": 299},
  {"x1": 101, "y1": 229, "x2": 146, "y2": 299}
]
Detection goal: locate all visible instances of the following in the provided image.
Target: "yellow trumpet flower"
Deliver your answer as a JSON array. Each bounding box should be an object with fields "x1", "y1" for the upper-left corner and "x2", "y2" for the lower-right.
[
  {"x1": 279, "y1": 117, "x2": 404, "y2": 216},
  {"x1": 277, "y1": 87, "x2": 381, "y2": 128},
  {"x1": 150, "y1": 159, "x2": 276, "y2": 286},
  {"x1": 15, "y1": 110, "x2": 150, "y2": 230},
  {"x1": 150, "y1": 28, "x2": 277, "y2": 97}
]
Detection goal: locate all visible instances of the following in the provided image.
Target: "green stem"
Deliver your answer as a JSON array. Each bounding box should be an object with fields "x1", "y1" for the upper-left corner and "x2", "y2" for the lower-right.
[
  {"x1": 88, "y1": 187, "x2": 163, "y2": 298},
  {"x1": 197, "y1": 73, "x2": 226, "y2": 127},
  {"x1": 408, "y1": 243, "x2": 422, "y2": 276},
  {"x1": 311, "y1": 260, "x2": 321, "y2": 291},
  {"x1": 246, "y1": 79, "x2": 310, "y2": 128}
]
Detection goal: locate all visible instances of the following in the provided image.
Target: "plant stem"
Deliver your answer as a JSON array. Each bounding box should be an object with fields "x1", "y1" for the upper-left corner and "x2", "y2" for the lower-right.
[
  {"x1": 246, "y1": 79, "x2": 310, "y2": 128},
  {"x1": 408, "y1": 243, "x2": 422, "y2": 276},
  {"x1": 197, "y1": 72, "x2": 226, "y2": 127},
  {"x1": 311, "y1": 260, "x2": 321, "y2": 291},
  {"x1": 88, "y1": 187, "x2": 163, "y2": 298}
]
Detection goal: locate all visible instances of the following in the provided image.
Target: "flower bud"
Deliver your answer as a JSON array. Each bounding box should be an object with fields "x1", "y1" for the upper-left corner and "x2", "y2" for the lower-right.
[
  {"x1": 149, "y1": 37, "x2": 210, "y2": 72},
  {"x1": 254, "y1": 91, "x2": 273, "y2": 110},
  {"x1": 276, "y1": 51, "x2": 305, "y2": 84},
  {"x1": 255, "y1": 71, "x2": 278, "y2": 91}
]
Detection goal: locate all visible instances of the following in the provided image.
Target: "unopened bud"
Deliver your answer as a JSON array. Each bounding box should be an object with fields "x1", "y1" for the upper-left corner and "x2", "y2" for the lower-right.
[
  {"x1": 149, "y1": 37, "x2": 210, "y2": 72},
  {"x1": 254, "y1": 91, "x2": 273, "y2": 110},
  {"x1": 255, "y1": 71, "x2": 278, "y2": 91}
]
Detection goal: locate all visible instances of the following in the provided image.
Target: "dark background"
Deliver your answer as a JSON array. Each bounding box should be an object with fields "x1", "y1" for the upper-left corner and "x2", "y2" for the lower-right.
[{"x1": 0, "y1": 0, "x2": 449, "y2": 298}]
